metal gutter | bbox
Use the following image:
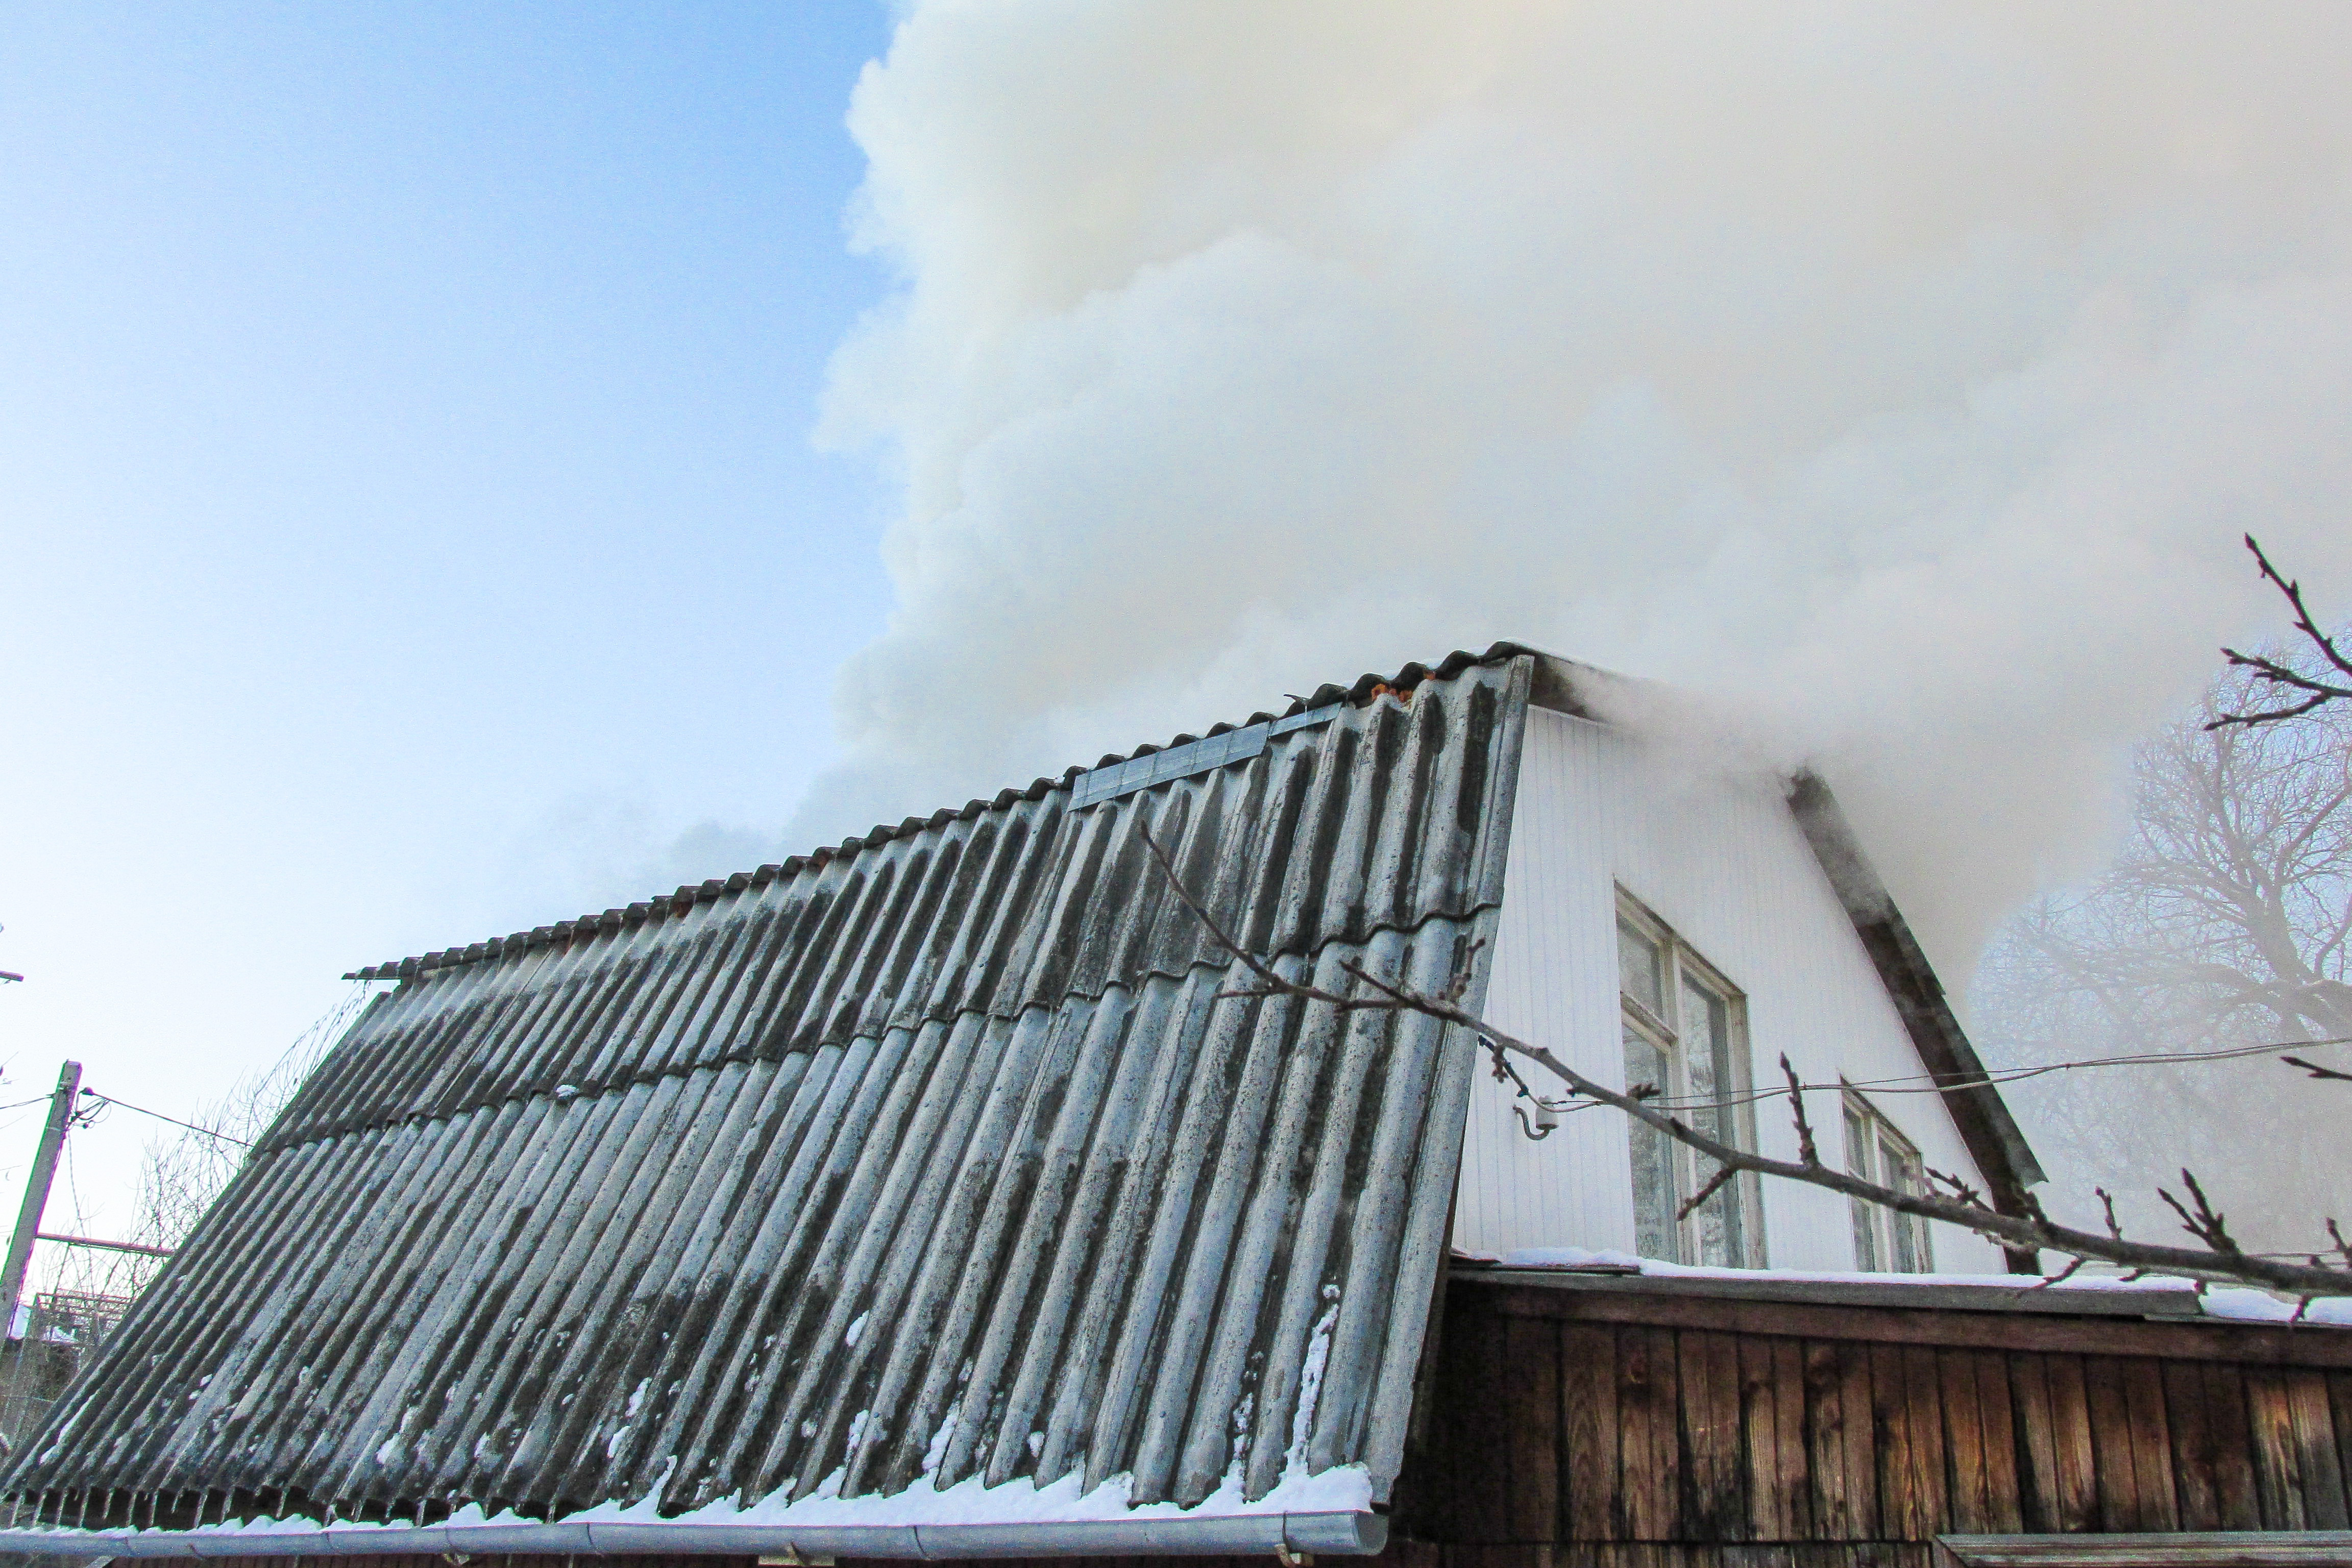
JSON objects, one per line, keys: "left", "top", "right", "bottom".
{"left": 0, "top": 1511, "right": 1386, "bottom": 1559}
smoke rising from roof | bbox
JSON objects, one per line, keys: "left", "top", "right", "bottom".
{"left": 792, "top": 1, "right": 2352, "bottom": 972}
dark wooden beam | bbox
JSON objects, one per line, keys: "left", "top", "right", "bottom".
{"left": 1939, "top": 1530, "right": 2352, "bottom": 1565}
{"left": 1469, "top": 1280, "right": 2352, "bottom": 1369}
{"left": 1787, "top": 771, "right": 2047, "bottom": 1269}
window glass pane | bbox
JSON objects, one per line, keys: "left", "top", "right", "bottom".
{"left": 1885, "top": 1138, "right": 1927, "bottom": 1273}
{"left": 1618, "top": 920, "right": 1663, "bottom": 1017}
{"left": 1845, "top": 1105, "right": 1880, "bottom": 1270}
{"left": 1844, "top": 1106, "right": 1876, "bottom": 1181}
{"left": 1682, "top": 978, "right": 1742, "bottom": 1266}
{"left": 1849, "top": 1197, "right": 1881, "bottom": 1272}
{"left": 1904, "top": 1212, "right": 1932, "bottom": 1273}
{"left": 1624, "top": 1026, "right": 1680, "bottom": 1263}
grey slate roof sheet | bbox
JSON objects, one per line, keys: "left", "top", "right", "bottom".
{"left": 3, "top": 649, "right": 1535, "bottom": 1534}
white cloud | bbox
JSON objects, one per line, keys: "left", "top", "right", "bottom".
{"left": 798, "top": 0, "right": 2352, "bottom": 969}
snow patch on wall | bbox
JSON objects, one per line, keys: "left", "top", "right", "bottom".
{"left": 1486, "top": 1245, "right": 2352, "bottom": 1324}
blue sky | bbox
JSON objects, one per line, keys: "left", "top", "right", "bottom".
{"left": 1, "top": 3, "right": 898, "bottom": 1240}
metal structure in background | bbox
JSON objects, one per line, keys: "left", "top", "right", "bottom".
{"left": 1, "top": 649, "right": 1535, "bottom": 1549}
{"left": 0, "top": 1063, "right": 178, "bottom": 1463}
{"left": 0, "top": 1291, "right": 133, "bottom": 1460}
{"left": 0, "top": 1063, "right": 83, "bottom": 1345}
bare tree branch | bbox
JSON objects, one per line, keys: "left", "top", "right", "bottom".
{"left": 1675, "top": 1160, "right": 1742, "bottom": 1223}
{"left": 1978, "top": 639, "right": 2352, "bottom": 1257}
{"left": 2213, "top": 535, "right": 2352, "bottom": 729}
{"left": 1142, "top": 823, "right": 2352, "bottom": 1298}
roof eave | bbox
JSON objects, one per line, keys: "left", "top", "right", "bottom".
{"left": 0, "top": 1509, "right": 1387, "bottom": 1560}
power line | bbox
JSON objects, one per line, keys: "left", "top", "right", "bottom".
{"left": 26, "top": 982, "right": 379, "bottom": 1156}
{"left": 1859, "top": 1033, "right": 2352, "bottom": 1093}
{"left": 75, "top": 1092, "right": 248, "bottom": 1148}
{"left": 1556, "top": 1034, "right": 2352, "bottom": 1116}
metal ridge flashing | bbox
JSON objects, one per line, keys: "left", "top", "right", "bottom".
{"left": 1069, "top": 704, "right": 1342, "bottom": 810}
{"left": 0, "top": 1511, "right": 1387, "bottom": 1559}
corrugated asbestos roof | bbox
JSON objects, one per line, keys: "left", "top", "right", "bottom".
{"left": 2, "top": 648, "right": 1536, "bottom": 1537}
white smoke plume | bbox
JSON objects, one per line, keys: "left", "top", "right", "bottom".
{"left": 795, "top": 1, "right": 2352, "bottom": 974}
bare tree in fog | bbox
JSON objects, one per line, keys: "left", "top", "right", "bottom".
{"left": 55, "top": 1077, "right": 281, "bottom": 1305}
{"left": 1977, "top": 537, "right": 2352, "bottom": 1258}
{"left": 1976, "top": 674, "right": 2350, "bottom": 1251}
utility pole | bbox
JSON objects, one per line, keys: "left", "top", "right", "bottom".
{"left": 0, "top": 1061, "right": 82, "bottom": 1343}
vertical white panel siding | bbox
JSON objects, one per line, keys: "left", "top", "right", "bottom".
{"left": 1459, "top": 710, "right": 1630, "bottom": 1260}
{"left": 1459, "top": 708, "right": 2007, "bottom": 1272}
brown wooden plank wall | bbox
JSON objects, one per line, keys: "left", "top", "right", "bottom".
{"left": 1404, "top": 1285, "right": 2352, "bottom": 1546}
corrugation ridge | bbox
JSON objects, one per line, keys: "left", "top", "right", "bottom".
{"left": 1021, "top": 969, "right": 1194, "bottom": 1494}
{"left": 601, "top": 1045, "right": 828, "bottom": 1504}
{"left": 232, "top": 1107, "right": 528, "bottom": 1494}
{"left": 914, "top": 995, "right": 1110, "bottom": 1494}
{"left": 497, "top": 1062, "right": 761, "bottom": 1506}
{"left": 205, "top": 1107, "right": 506, "bottom": 1487}
{"left": 566, "top": 1056, "right": 791, "bottom": 1502}
{"left": 310, "top": 1088, "right": 643, "bottom": 1499}
{"left": 634, "top": 1033, "right": 884, "bottom": 1507}
{"left": 661, "top": 1010, "right": 992, "bottom": 1510}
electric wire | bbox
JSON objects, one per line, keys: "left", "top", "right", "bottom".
{"left": 76, "top": 1093, "right": 247, "bottom": 1148}
{"left": 15, "top": 982, "right": 378, "bottom": 1158}
{"left": 1531, "top": 1033, "right": 2352, "bottom": 1116}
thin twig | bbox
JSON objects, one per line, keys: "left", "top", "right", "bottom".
{"left": 1779, "top": 1055, "right": 1820, "bottom": 1167}
{"left": 2211, "top": 535, "right": 2352, "bottom": 729}
{"left": 1676, "top": 1161, "right": 1741, "bottom": 1222}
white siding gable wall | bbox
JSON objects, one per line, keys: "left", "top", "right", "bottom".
{"left": 1456, "top": 704, "right": 2007, "bottom": 1272}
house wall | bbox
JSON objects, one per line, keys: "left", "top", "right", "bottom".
{"left": 1458, "top": 706, "right": 2006, "bottom": 1271}
{"left": 1393, "top": 1276, "right": 2352, "bottom": 1553}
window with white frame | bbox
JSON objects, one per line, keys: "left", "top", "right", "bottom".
{"left": 1615, "top": 895, "right": 1763, "bottom": 1267}
{"left": 1843, "top": 1091, "right": 1932, "bottom": 1272}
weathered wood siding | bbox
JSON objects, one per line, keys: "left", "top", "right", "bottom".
{"left": 1403, "top": 1281, "right": 2352, "bottom": 1549}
